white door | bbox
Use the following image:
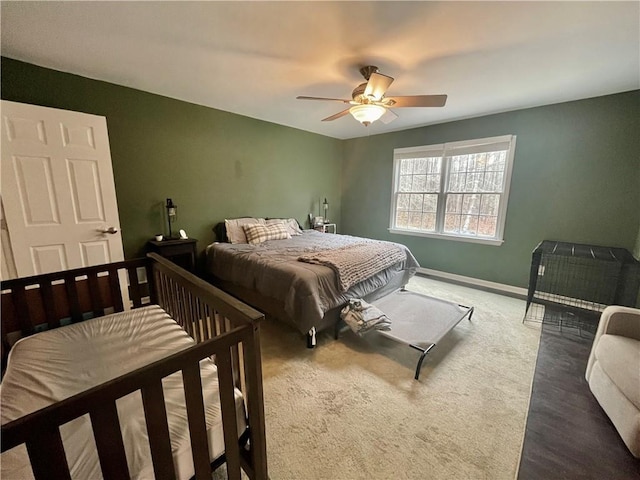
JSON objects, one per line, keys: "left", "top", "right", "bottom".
{"left": 1, "top": 100, "right": 125, "bottom": 278}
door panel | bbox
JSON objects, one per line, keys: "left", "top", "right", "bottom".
{"left": 1, "top": 101, "right": 125, "bottom": 281}
{"left": 13, "top": 155, "right": 61, "bottom": 225}
{"left": 67, "top": 158, "right": 105, "bottom": 223}
{"left": 80, "top": 240, "right": 110, "bottom": 266}
{"left": 31, "top": 244, "right": 67, "bottom": 275}
{"left": 4, "top": 115, "right": 47, "bottom": 145}
{"left": 60, "top": 122, "right": 96, "bottom": 149}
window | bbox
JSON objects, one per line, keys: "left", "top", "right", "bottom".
{"left": 389, "top": 135, "right": 516, "bottom": 245}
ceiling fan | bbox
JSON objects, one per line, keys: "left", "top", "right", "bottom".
{"left": 296, "top": 65, "right": 447, "bottom": 126}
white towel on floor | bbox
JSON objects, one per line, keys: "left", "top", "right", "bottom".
{"left": 340, "top": 298, "right": 391, "bottom": 336}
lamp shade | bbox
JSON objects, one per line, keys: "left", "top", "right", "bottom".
{"left": 349, "top": 104, "right": 386, "bottom": 126}
{"left": 165, "top": 198, "right": 177, "bottom": 238}
{"left": 166, "top": 198, "right": 177, "bottom": 217}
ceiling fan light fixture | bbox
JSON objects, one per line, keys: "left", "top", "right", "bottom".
{"left": 349, "top": 104, "right": 386, "bottom": 126}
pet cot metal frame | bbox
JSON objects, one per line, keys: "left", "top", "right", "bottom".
{"left": 336, "top": 289, "right": 474, "bottom": 380}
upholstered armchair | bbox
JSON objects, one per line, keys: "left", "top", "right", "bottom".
{"left": 586, "top": 305, "right": 640, "bottom": 458}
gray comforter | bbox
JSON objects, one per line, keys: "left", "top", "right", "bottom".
{"left": 205, "top": 230, "right": 419, "bottom": 334}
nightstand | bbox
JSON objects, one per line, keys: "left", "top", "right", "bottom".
{"left": 147, "top": 238, "right": 198, "bottom": 272}
{"left": 314, "top": 223, "right": 337, "bottom": 234}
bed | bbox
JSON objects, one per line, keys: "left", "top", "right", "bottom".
{"left": 206, "top": 218, "right": 420, "bottom": 341}
{"left": 0, "top": 253, "right": 268, "bottom": 480}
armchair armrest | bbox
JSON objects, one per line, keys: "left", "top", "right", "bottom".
{"left": 597, "top": 306, "right": 640, "bottom": 341}
{"left": 586, "top": 305, "right": 640, "bottom": 380}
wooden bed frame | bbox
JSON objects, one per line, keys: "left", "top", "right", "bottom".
{"left": 0, "top": 253, "right": 268, "bottom": 480}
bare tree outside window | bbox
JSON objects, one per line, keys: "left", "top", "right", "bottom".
{"left": 395, "top": 156, "right": 441, "bottom": 232}
{"left": 444, "top": 151, "right": 507, "bottom": 237}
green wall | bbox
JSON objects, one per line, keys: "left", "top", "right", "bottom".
{"left": 341, "top": 91, "right": 640, "bottom": 287}
{"left": 1, "top": 57, "right": 342, "bottom": 260}
{"left": 2, "top": 58, "right": 638, "bottom": 289}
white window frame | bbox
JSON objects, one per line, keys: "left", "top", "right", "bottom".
{"left": 389, "top": 134, "right": 516, "bottom": 246}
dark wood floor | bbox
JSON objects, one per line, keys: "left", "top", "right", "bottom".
{"left": 518, "top": 323, "right": 640, "bottom": 479}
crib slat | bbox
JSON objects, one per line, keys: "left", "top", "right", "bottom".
{"left": 155, "top": 271, "right": 165, "bottom": 312}
{"left": 200, "top": 299, "right": 209, "bottom": 341}
{"left": 189, "top": 292, "right": 201, "bottom": 343}
{"left": 206, "top": 304, "right": 213, "bottom": 336}
{"left": 216, "top": 350, "right": 242, "bottom": 480}
{"left": 146, "top": 263, "right": 157, "bottom": 304}
{"left": 26, "top": 427, "right": 71, "bottom": 480}
{"left": 176, "top": 285, "right": 186, "bottom": 332}
{"left": 174, "top": 283, "right": 184, "bottom": 331}
{"left": 108, "top": 268, "right": 124, "bottom": 312}
{"left": 214, "top": 310, "right": 222, "bottom": 336}
{"left": 182, "top": 363, "right": 211, "bottom": 479}
{"left": 241, "top": 329, "right": 268, "bottom": 479}
{"left": 186, "top": 291, "right": 196, "bottom": 341}
{"left": 167, "top": 277, "right": 177, "bottom": 319}
{"left": 185, "top": 288, "right": 193, "bottom": 337}
{"left": 87, "top": 271, "right": 104, "bottom": 318}
{"left": 199, "top": 299, "right": 211, "bottom": 340}
{"left": 128, "top": 266, "right": 142, "bottom": 308}
{"left": 161, "top": 273, "right": 171, "bottom": 315}
{"left": 170, "top": 279, "right": 179, "bottom": 320}
{"left": 195, "top": 296, "right": 203, "bottom": 341}
{"left": 40, "top": 280, "right": 60, "bottom": 328}
{"left": 166, "top": 276, "right": 176, "bottom": 318}
{"left": 141, "top": 380, "right": 176, "bottom": 480}
{"left": 181, "top": 288, "right": 190, "bottom": 336}
{"left": 63, "top": 273, "right": 83, "bottom": 323}
{"left": 11, "top": 285, "right": 33, "bottom": 336}
{"left": 90, "top": 403, "right": 130, "bottom": 480}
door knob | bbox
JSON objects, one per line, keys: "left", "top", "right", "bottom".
{"left": 100, "top": 226, "right": 119, "bottom": 234}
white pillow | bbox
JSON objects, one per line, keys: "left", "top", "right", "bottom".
{"left": 225, "top": 217, "right": 266, "bottom": 244}
{"left": 243, "top": 222, "right": 291, "bottom": 245}
{"left": 266, "top": 218, "right": 303, "bottom": 236}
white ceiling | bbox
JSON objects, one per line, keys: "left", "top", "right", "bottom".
{"left": 2, "top": 1, "right": 639, "bottom": 140}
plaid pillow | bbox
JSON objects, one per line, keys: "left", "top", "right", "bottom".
{"left": 224, "top": 217, "right": 265, "bottom": 244}
{"left": 243, "top": 222, "right": 291, "bottom": 245}
{"left": 266, "top": 218, "right": 303, "bottom": 236}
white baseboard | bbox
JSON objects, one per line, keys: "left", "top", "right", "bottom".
{"left": 417, "top": 267, "right": 528, "bottom": 298}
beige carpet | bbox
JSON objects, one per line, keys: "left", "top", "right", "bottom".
{"left": 254, "top": 276, "right": 541, "bottom": 479}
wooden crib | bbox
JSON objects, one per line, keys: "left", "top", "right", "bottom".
{"left": 0, "top": 253, "right": 267, "bottom": 480}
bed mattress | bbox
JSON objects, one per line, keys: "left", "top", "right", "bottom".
{"left": 0, "top": 305, "right": 246, "bottom": 480}
{"left": 206, "top": 230, "right": 420, "bottom": 335}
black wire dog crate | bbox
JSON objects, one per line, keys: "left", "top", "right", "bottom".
{"left": 523, "top": 240, "right": 640, "bottom": 335}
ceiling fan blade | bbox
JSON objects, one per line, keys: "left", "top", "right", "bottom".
{"left": 385, "top": 94, "right": 447, "bottom": 108}
{"left": 380, "top": 109, "right": 398, "bottom": 125}
{"left": 297, "top": 96, "right": 351, "bottom": 103}
{"left": 364, "top": 72, "right": 394, "bottom": 101}
{"left": 322, "top": 108, "right": 351, "bottom": 122}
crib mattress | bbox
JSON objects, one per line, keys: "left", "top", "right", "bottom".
{"left": 0, "top": 305, "right": 247, "bottom": 480}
